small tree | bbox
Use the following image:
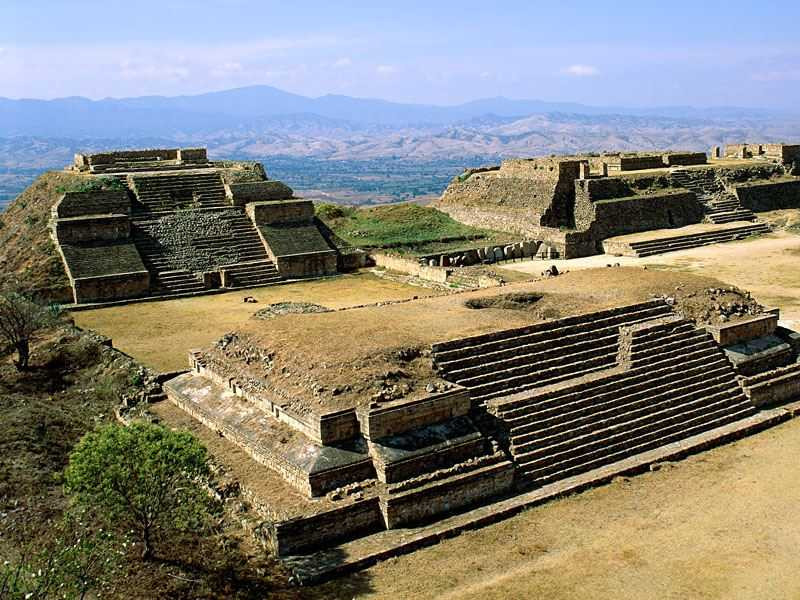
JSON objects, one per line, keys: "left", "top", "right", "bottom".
{"left": 0, "top": 289, "right": 57, "bottom": 371}
{"left": 64, "top": 422, "right": 214, "bottom": 560}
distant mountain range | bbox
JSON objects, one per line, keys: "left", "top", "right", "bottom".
{"left": 3, "top": 85, "right": 800, "bottom": 178}
{"left": 2, "top": 85, "right": 799, "bottom": 138}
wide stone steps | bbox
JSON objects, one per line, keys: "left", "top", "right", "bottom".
{"left": 512, "top": 374, "right": 739, "bottom": 457}
{"left": 519, "top": 399, "right": 754, "bottom": 484}
{"left": 498, "top": 340, "right": 725, "bottom": 426}
{"left": 706, "top": 210, "right": 757, "bottom": 224}
{"left": 628, "top": 223, "right": 770, "bottom": 257}
{"left": 130, "top": 173, "right": 228, "bottom": 212}
{"left": 509, "top": 361, "right": 735, "bottom": 448}
{"left": 454, "top": 340, "right": 620, "bottom": 390}
{"left": 434, "top": 302, "right": 672, "bottom": 364}
{"left": 223, "top": 260, "right": 283, "bottom": 288}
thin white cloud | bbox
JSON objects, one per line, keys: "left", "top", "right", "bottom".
{"left": 752, "top": 69, "right": 800, "bottom": 82}
{"left": 333, "top": 57, "right": 353, "bottom": 68}
{"left": 562, "top": 64, "right": 600, "bottom": 77}
{"left": 376, "top": 64, "right": 397, "bottom": 75}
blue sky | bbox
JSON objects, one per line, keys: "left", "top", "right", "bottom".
{"left": 2, "top": 0, "right": 799, "bottom": 108}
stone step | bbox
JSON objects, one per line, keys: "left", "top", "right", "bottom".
{"left": 434, "top": 302, "right": 671, "bottom": 363}
{"left": 495, "top": 342, "right": 726, "bottom": 419}
{"left": 517, "top": 392, "right": 752, "bottom": 479}
{"left": 630, "top": 225, "right": 770, "bottom": 257}
{"left": 455, "top": 339, "right": 620, "bottom": 389}
{"left": 502, "top": 348, "right": 727, "bottom": 427}
{"left": 470, "top": 356, "right": 618, "bottom": 405}
{"left": 521, "top": 404, "right": 755, "bottom": 484}
{"left": 509, "top": 362, "right": 735, "bottom": 447}
{"left": 446, "top": 331, "right": 620, "bottom": 381}
{"left": 511, "top": 375, "right": 739, "bottom": 456}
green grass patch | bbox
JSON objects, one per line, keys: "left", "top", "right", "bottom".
{"left": 316, "top": 202, "right": 512, "bottom": 253}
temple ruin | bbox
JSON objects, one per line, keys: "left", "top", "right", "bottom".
{"left": 51, "top": 148, "right": 354, "bottom": 304}
{"left": 436, "top": 144, "right": 800, "bottom": 259}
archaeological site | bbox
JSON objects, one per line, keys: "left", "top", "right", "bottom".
{"left": 5, "top": 142, "right": 800, "bottom": 586}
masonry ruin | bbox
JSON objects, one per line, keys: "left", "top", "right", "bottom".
{"left": 161, "top": 271, "right": 800, "bottom": 573}
{"left": 51, "top": 148, "right": 345, "bottom": 304}
{"left": 436, "top": 144, "right": 800, "bottom": 259}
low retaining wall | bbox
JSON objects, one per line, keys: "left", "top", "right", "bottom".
{"left": 55, "top": 190, "right": 131, "bottom": 218}
{"left": 371, "top": 252, "right": 451, "bottom": 284}
{"left": 269, "top": 499, "right": 385, "bottom": 556}
{"left": 247, "top": 200, "right": 313, "bottom": 224}
{"left": 743, "top": 365, "right": 800, "bottom": 407}
{"left": 707, "top": 313, "right": 778, "bottom": 346}
{"left": 381, "top": 461, "right": 515, "bottom": 528}
{"left": 189, "top": 355, "right": 360, "bottom": 444}
{"left": 54, "top": 215, "right": 131, "bottom": 244}
{"left": 358, "top": 389, "right": 472, "bottom": 440}
{"left": 276, "top": 251, "right": 338, "bottom": 278}
{"left": 734, "top": 179, "right": 800, "bottom": 211}
{"left": 72, "top": 271, "right": 150, "bottom": 303}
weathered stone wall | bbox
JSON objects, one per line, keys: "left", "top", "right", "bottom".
{"left": 371, "top": 252, "right": 451, "bottom": 284}
{"left": 663, "top": 152, "right": 708, "bottom": 166}
{"left": 742, "top": 364, "right": 800, "bottom": 408}
{"left": 269, "top": 498, "right": 384, "bottom": 556}
{"left": 706, "top": 313, "right": 778, "bottom": 346}
{"left": 227, "top": 181, "right": 294, "bottom": 206}
{"left": 77, "top": 148, "right": 180, "bottom": 166}
{"left": 438, "top": 157, "right": 584, "bottom": 230}
{"left": 71, "top": 272, "right": 150, "bottom": 303}
{"left": 275, "top": 251, "right": 338, "bottom": 278}
{"left": 54, "top": 215, "right": 131, "bottom": 244}
{"left": 381, "top": 461, "right": 514, "bottom": 528}
{"left": 734, "top": 178, "right": 800, "bottom": 211}
{"left": 176, "top": 147, "right": 207, "bottom": 162}
{"left": 357, "top": 389, "right": 471, "bottom": 440}
{"left": 247, "top": 200, "right": 314, "bottom": 225}
{"left": 55, "top": 190, "right": 131, "bottom": 218}
{"left": 606, "top": 155, "right": 665, "bottom": 172}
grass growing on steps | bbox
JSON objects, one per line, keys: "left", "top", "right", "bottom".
{"left": 316, "top": 202, "right": 513, "bottom": 253}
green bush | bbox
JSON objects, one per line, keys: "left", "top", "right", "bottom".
{"left": 64, "top": 422, "right": 215, "bottom": 560}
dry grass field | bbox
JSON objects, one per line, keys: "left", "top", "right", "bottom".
{"left": 73, "top": 271, "right": 433, "bottom": 372}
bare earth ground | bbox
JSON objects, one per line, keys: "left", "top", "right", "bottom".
{"left": 73, "top": 271, "right": 435, "bottom": 372}
{"left": 321, "top": 417, "right": 800, "bottom": 600}
{"left": 503, "top": 228, "right": 800, "bottom": 327}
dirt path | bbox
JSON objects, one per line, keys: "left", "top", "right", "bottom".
{"left": 318, "top": 417, "right": 800, "bottom": 599}
{"left": 73, "top": 272, "right": 432, "bottom": 371}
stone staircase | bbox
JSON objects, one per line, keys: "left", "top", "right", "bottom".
{"left": 432, "top": 300, "right": 674, "bottom": 406}
{"left": 131, "top": 209, "right": 282, "bottom": 294}
{"left": 670, "top": 168, "right": 756, "bottom": 224}
{"left": 129, "top": 172, "right": 228, "bottom": 213}
{"left": 621, "top": 222, "right": 771, "bottom": 257}
{"left": 487, "top": 317, "right": 756, "bottom": 485}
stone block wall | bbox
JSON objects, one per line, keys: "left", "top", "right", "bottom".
{"left": 71, "top": 272, "right": 150, "bottom": 303}
{"left": 176, "top": 147, "right": 207, "bottom": 162}
{"left": 76, "top": 148, "right": 180, "bottom": 167}
{"left": 606, "top": 155, "right": 665, "bottom": 172}
{"left": 227, "top": 181, "right": 294, "bottom": 206}
{"left": 734, "top": 178, "right": 800, "bottom": 211}
{"left": 55, "top": 190, "right": 131, "bottom": 218}
{"left": 268, "top": 498, "right": 384, "bottom": 556}
{"left": 663, "top": 152, "right": 707, "bottom": 166}
{"left": 247, "top": 200, "right": 314, "bottom": 225}
{"left": 274, "top": 251, "right": 339, "bottom": 278}
{"left": 54, "top": 215, "right": 131, "bottom": 244}
{"left": 357, "top": 389, "right": 472, "bottom": 440}
{"left": 706, "top": 313, "right": 778, "bottom": 346}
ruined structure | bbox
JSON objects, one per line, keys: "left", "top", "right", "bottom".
{"left": 163, "top": 276, "right": 800, "bottom": 568}
{"left": 51, "top": 148, "right": 343, "bottom": 303}
{"left": 437, "top": 144, "right": 800, "bottom": 259}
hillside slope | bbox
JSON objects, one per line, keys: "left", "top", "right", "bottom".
{"left": 0, "top": 171, "right": 89, "bottom": 298}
